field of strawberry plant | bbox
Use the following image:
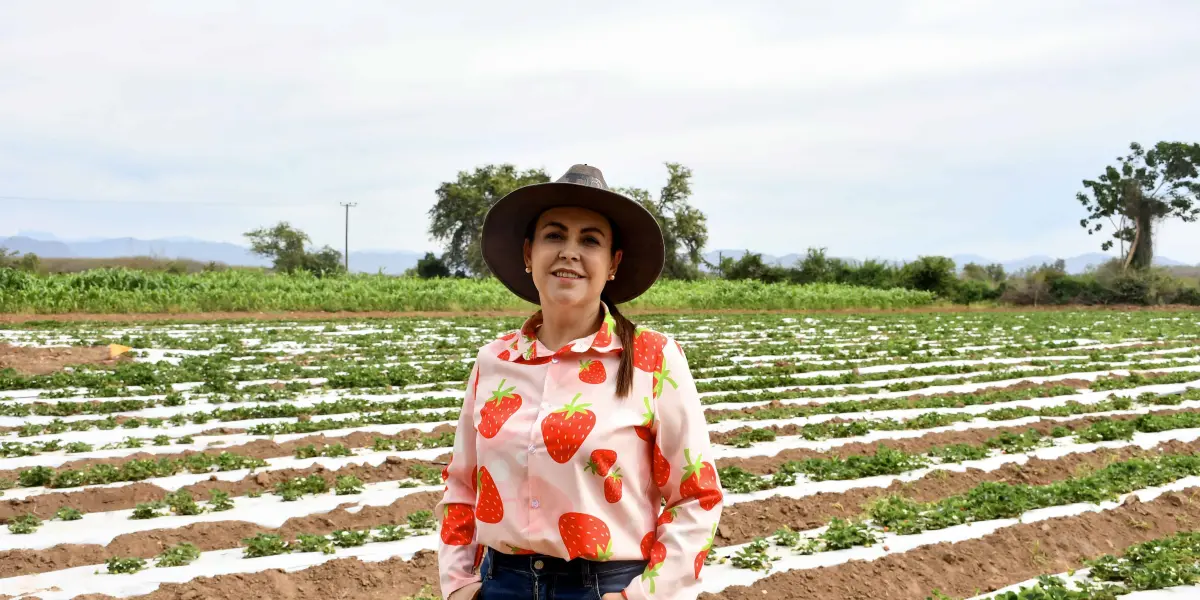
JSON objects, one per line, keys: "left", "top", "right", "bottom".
{"left": 3, "top": 309, "right": 1200, "bottom": 599}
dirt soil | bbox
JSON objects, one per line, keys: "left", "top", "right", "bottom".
{"left": 0, "top": 455, "right": 449, "bottom": 523}
{"left": 0, "top": 425, "right": 456, "bottom": 486}
{"left": 0, "top": 490, "right": 440, "bottom": 579}
{"left": 713, "top": 439, "right": 1200, "bottom": 547}
{"left": 705, "top": 378, "right": 1095, "bottom": 424}
{"left": 706, "top": 486, "right": 1200, "bottom": 600}
{"left": 2, "top": 304, "right": 1198, "bottom": 326}
{"left": 58, "top": 485, "right": 1200, "bottom": 600}
{"left": 0, "top": 343, "right": 131, "bottom": 376}
{"left": 3, "top": 439, "right": 1180, "bottom": 580}
{"left": 73, "top": 549, "right": 442, "bottom": 600}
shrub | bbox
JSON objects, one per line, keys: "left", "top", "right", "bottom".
{"left": 8, "top": 513, "right": 41, "bottom": 534}
{"left": 55, "top": 506, "right": 84, "bottom": 521}
{"left": 155, "top": 543, "right": 201, "bottom": 568}
{"left": 106, "top": 556, "right": 147, "bottom": 574}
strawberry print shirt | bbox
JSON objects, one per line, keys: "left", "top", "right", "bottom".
{"left": 436, "top": 303, "right": 724, "bottom": 600}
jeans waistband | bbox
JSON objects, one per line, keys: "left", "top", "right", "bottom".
{"left": 485, "top": 547, "right": 646, "bottom": 577}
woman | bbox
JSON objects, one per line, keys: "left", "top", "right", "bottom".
{"left": 436, "top": 164, "right": 724, "bottom": 600}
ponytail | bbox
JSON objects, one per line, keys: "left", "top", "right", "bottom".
{"left": 602, "top": 292, "right": 637, "bottom": 398}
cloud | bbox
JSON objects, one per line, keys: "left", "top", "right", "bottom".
{"left": 1, "top": 0, "right": 1199, "bottom": 262}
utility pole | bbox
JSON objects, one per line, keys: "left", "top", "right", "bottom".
{"left": 340, "top": 202, "right": 357, "bottom": 272}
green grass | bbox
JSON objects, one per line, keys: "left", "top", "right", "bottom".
{"left": 0, "top": 269, "right": 936, "bottom": 313}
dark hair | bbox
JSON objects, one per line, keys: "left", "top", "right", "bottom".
{"left": 525, "top": 211, "right": 638, "bottom": 398}
{"left": 604, "top": 292, "right": 637, "bottom": 398}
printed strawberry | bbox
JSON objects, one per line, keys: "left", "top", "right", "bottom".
{"left": 558, "top": 512, "right": 613, "bottom": 561}
{"left": 540, "top": 393, "right": 596, "bottom": 463}
{"left": 500, "top": 331, "right": 518, "bottom": 342}
{"left": 476, "top": 467, "right": 504, "bottom": 524}
{"left": 593, "top": 312, "right": 617, "bottom": 347}
{"left": 694, "top": 524, "right": 716, "bottom": 579}
{"left": 507, "top": 545, "right": 536, "bottom": 555}
{"left": 604, "top": 468, "right": 623, "bottom": 503}
{"left": 440, "top": 504, "right": 475, "bottom": 546}
{"left": 522, "top": 334, "right": 537, "bottom": 360}
{"left": 639, "top": 534, "right": 668, "bottom": 594}
{"left": 479, "top": 379, "right": 522, "bottom": 438}
{"left": 657, "top": 506, "right": 679, "bottom": 527}
{"left": 652, "top": 443, "right": 670, "bottom": 488}
{"left": 632, "top": 328, "right": 668, "bottom": 372}
{"left": 441, "top": 456, "right": 452, "bottom": 484}
{"left": 584, "top": 449, "right": 617, "bottom": 477}
{"left": 652, "top": 356, "right": 677, "bottom": 399}
{"left": 497, "top": 349, "right": 511, "bottom": 361}
{"left": 635, "top": 397, "right": 655, "bottom": 442}
{"left": 473, "top": 545, "right": 486, "bottom": 570}
{"left": 680, "top": 448, "right": 722, "bottom": 510}
{"left": 578, "top": 359, "right": 607, "bottom": 384}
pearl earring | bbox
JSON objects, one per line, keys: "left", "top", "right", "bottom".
{"left": 609, "top": 274, "right": 615, "bottom": 280}
{"left": 525, "top": 267, "right": 532, "bottom": 273}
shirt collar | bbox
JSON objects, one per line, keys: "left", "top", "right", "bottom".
{"left": 504, "top": 302, "right": 622, "bottom": 363}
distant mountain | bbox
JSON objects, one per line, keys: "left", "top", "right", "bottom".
{"left": 0, "top": 235, "right": 423, "bottom": 274}
{"left": 705, "top": 249, "right": 1193, "bottom": 275}
{"left": 4, "top": 234, "right": 1193, "bottom": 277}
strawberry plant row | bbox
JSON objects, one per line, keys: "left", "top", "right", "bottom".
{"left": 975, "top": 531, "right": 1200, "bottom": 599}
{"left": 718, "top": 392, "right": 1200, "bottom": 447}
{"left": 13, "top": 451, "right": 267, "bottom": 489}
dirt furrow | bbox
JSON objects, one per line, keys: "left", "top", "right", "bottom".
{"left": 9, "top": 406, "right": 1197, "bottom": 524}
{"left": 0, "top": 425, "right": 456, "bottom": 484}
{"left": 705, "top": 486, "right": 1200, "bottom": 600}
{"left": 0, "top": 491, "right": 439, "bottom": 579}
{"left": 719, "top": 409, "right": 1198, "bottom": 474}
{"left": 65, "top": 484, "right": 1200, "bottom": 600}
{"left": 74, "top": 549, "right": 443, "bottom": 600}
{"left": 7, "top": 438, "right": 1196, "bottom": 580}
{"left": 0, "top": 454, "right": 449, "bottom": 523}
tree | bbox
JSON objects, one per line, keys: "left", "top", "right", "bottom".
{"left": 406, "top": 252, "right": 460, "bottom": 279}
{"left": 900, "top": 256, "right": 958, "bottom": 297}
{"left": 1077, "top": 142, "right": 1200, "bottom": 271}
{"left": 428, "top": 164, "right": 550, "bottom": 276}
{"left": 720, "top": 251, "right": 786, "bottom": 283}
{"left": 615, "top": 163, "right": 709, "bottom": 280}
{"left": 244, "top": 222, "right": 345, "bottom": 277}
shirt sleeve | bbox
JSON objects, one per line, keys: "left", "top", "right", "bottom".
{"left": 435, "top": 358, "right": 483, "bottom": 599}
{"left": 623, "top": 338, "right": 725, "bottom": 600}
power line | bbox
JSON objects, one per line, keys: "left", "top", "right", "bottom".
{"left": 0, "top": 194, "right": 331, "bottom": 208}
{"left": 340, "top": 202, "right": 357, "bottom": 271}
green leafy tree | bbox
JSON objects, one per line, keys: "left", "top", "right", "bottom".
{"left": 428, "top": 164, "right": 550, "bottom": 276}
{"left": 900, "top": 256, "right": 958, "bottom": 297}
{"left": 1077, "top": 142, "right": 1200, "bottom": 270}
{"left": 405, "top": 252, "right": 458, "bottom": 279}
{"left": 244, "top": 222, "right": 344, "bottom": 277}
{"left": 615, "top": 163, "right": 709, "bottom": 280}
{"left": 720, "top": 252, "right": 786, "bottom": 283}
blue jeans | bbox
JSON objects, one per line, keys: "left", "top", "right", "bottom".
{"left": 478, "top": 548, "right": 647, "bottom": 600}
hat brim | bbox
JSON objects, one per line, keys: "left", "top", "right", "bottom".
{"left": 481, "top": 182, "right": 665, "bottom": 305}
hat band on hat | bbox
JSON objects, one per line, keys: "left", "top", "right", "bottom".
{"left": 559, "top": 172, "right": 606, "bottom": 189}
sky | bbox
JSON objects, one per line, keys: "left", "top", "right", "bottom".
{"left": 2, "top": 0, "right": 1200, "bottom": 263}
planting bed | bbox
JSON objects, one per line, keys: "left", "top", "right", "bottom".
{"left": 3, "top": 310, "right": 1200, "bottom": 599}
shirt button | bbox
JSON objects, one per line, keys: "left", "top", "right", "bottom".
{"left": 551, "top": 357, "right": 559, "bottom": 364}
{"left": 528, "top": 444, "right": 536, "bottom": 453}
{"left": 531, "top": 498, "right": 540, "bottom": 509}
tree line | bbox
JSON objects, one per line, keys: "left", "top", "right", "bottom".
{"left": 3, "top": 140, "right": 1197, "bottom": 306}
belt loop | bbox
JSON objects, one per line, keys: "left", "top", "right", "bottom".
{"left": 582, "top": 556, "right": 591, "bottom": 578}
{"left": 485, "top": 547, "right": 494, "bottom": 579}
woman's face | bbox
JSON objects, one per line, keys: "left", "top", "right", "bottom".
{"left": 523, "top": 206, "right": 623, "bottom": 310}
